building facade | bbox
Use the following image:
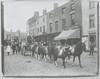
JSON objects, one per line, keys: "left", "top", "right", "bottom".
{"left": 81, "top": 0, "right": 100, "bottom": 50}
{"left": 26, "top": 0, "right": 100, "bottom": 50}
{"left": 27, "top": 0, "right": 82, "bottom": 42}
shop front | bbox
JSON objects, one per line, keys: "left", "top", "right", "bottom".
{"left": 88, "top": 28, "right": 97, "bottom": 51}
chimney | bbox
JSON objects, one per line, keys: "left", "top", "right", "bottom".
{"left": 34, "top": 11, "right": 39, "bottom": 18}
{"left": 43, "top": 9, "right": 47, "bottom": 15}
{"left": 54, "top": 3, "right": 58, "bottom": 9}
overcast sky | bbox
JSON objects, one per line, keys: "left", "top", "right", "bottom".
{"left": 4, "top": 0, "right": 70, "bottom": 33}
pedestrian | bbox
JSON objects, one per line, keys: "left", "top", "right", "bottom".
{"left": 6, "top": 44, "right": 12, "bottom": 55}
{"left": 89, "top": 41, "right": 95, "bottom": 55}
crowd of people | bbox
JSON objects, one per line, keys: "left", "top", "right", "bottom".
{"left": 4, "top": 37, "right": 97, "bottom": 68}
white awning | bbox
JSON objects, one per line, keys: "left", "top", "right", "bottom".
{"left": 54, "top": 29, "right": 80, "bottom": 40}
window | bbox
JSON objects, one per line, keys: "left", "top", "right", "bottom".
{"left": 62, "top": 7, "right": 66, "bottom": 14}
{"left": 37, "top": 20, "right": 39, "bottom": 24}
{"left": 89, "top": 15, "right": 95, "bottom": 28}
{"left": 49, "top": 13, "right": 53, "bottom": 19}
{"left": 38, "top": 28, "right": 39, "bottom": 32}
{"left": 43, "top": 18, "right": 45, "bottom": 22}
{"left": 49, "top": 23, "right": 53, "bottom": 32}
{"left": 89, "top": 1, "right": 95, "bottom": 9}
{"left": 71, "top": 13, "right": 75, "bottom": 25}
{"left": 55, "top": 21, "right": 58, "bottom": 31}
{"left": 62, "top": 19, "right": 66, "bottom": 30}
{"left": 43, "top": 26, "right": 45, "bottom": 32}
{"left": 71, "top": 3, "right": 75, "bottom": 10}
{"left": 40, "top": 27, "right": 42, "bottom": 32}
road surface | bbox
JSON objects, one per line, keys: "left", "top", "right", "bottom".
{"left": 4, "top": 51, "right": 98, "bottom": 76}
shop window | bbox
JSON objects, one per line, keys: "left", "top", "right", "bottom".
{"left": 89, "top": 15, "right": 95, "bottom": 28}
{"left": 89, "top": 35, "right": 96, "bottom": 47}
{"left": 55, "top": 21, "right": 58, "bottom": 32}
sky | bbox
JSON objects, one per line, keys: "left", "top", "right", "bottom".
{"left": 4, "top": 0, "right": 70, "bottom": 33}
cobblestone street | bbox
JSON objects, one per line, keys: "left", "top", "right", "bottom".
{"left": 4, "top": 52, "right": 98, "bottom": 76}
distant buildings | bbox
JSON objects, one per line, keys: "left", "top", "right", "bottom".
{"left": 4, "top": 30, "right": 27, "bottom": 42}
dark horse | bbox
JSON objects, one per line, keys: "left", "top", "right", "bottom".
{"left": 70, "top": 41, "right": 86, "bottom": 67}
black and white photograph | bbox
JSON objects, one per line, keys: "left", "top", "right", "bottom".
{"left": 1, "top": 0, "right": 100, "bottom": 77}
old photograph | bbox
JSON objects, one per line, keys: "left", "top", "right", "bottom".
{"left": 1, "top": 0, "right": 99, "bottom": 77}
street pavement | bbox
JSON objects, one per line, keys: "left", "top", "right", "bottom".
{"left": 4, "top": 51, "right": 98, "bottom": 76}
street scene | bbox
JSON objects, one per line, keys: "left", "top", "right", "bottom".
{"left": 3, "top": 0, "right": 99, "bottom": 77}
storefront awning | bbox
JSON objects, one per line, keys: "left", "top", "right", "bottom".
{"left": 54, "top": 29, "right": 80, "bottom": 40}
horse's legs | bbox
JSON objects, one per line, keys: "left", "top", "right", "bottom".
{"left": 54, "top": 56, "right": 58, "bottom": 67}
{"left": 32, "top": 51, "right": 34, "bottom": 57}
{"left": 78, "top": 55, "right": 82, "bottom": 67}
{"left": 44, "top": 54, "right": 47, "bottom": 61}
{"left": 62, "top": 58, "right": 66, "bottom": 68}
{"left": 73, "top": 56, "right": 76, "bottom": 62}
{"left": 68, "top": 54, "right": 71, "bottom": 60}
{"left": 13, "top": 50, "right": 14, "bottom": 55}
{"left": 8, "top": 52, "right": 10, "bottom": 55}
{"left": 37, "top": 53, "right": 39, "bottom": 59}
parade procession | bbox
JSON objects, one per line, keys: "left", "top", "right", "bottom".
{"left": 2, "top": 0, "right": 99, "bottom": 77}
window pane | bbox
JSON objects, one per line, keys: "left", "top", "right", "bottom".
{"left": 89, "top": 15, "right": 95, "bottom": 28}
{"left": 62, "top": 19, "right": 66, "bottom": 30}
{"left": 62, "top": 7, "right": 66, "bottom": 14}
{"left": 89, "top": 1, "right": 95, "bottom": 9}
{"left": 43, "top": 26, "right": 45, "bottom": 32}
{"left": 50, "top": 23, "right": 53, "bottom": 32}
{"left": 55, "top": 21, "right": 58, "bottom": 31}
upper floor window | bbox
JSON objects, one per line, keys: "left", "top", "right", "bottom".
{"left": 49, "top": 23, "right": 53, "bottom": 32}
{"left": 71, "top": 13, "right": 75, "bottom": 25}
{"left": 62, "top": 19, "right": 66, "bottom": 30}
{"left": 43, "top": 26, "right": 45, "bottom": 32}
{"left": 38, "top": 28, "right": 39, "bottom": 32}
{"left": 43, "top": 18, "right": 45, "bottom": 22}
{"left": 89, "top": 15, "right": 95, "bottom": 28}
{"left": 40, "top": 27, "right": 42, "bottom": 32}
{"left": 55, "top": 21, "right": 58, "bottom": 32}
{"left": 62, "top": 7, "right": 66, "bottom": 14}
{"left": 89, "top": 1, "right": 95, "bottom": 9}
{"left": 49, "top": 13, "right": 53, "bottom": 19}
{"left": 71, "top": 3, "right": 75, "bottom": 10}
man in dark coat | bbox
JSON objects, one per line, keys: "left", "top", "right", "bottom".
{"left": 89, "top": 41, "right": 95, "bottom": 55}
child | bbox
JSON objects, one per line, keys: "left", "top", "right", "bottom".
{"left": 6, "top": 44, "right": 12, "bottom": 55}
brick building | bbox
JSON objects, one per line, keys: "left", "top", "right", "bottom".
{"left": 27, "top": 0, "right": 82, "bottom": 42}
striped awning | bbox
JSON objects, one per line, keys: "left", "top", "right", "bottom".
{"left": 54, "top": 29, "right": 80, "bottom": 40}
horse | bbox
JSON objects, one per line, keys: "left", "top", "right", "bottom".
{"left": 31, "top": 42, "right": 49, "bottom": 61}
{"left": 69, "top": 41, "right": 86, "bottom": 67}
{"left": 48, "top": 44, "right": 71, "bottom": 68}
